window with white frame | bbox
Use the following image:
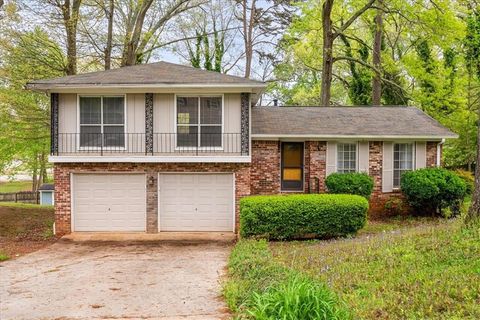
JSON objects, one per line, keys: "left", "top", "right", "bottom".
{"left": 176, "top": 96, "right": 222, "bottom": 148}
{"left": 337, "top": 143, "right": 357, "bottom": 173}
{"left": 393, "top": 143, "right": 414, "bottom": 188}
{"left": 79, "top": 96, "right": 125, "bottom": 148}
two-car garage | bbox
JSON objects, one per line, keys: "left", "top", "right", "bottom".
{"left": 72, "top": 173, "right": 235, "bottom": 232}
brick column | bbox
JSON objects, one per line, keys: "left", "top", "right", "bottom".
{"left": 145, "top": 93, "right": 154, "bottom": 155}
{"left": 50, "top": 93, "right": 59, "bottom": 155}
{"left": 305, "top": 141, "right": 327, "bottom": 193}
{"left": 369, "top": 141, "right": 383, "bottom": 194}
{"left": 240, "top": 93, "right": 250, "bottom": 156}
{"left": 426, "top": 142, "right": 438, "bottom": 167}
{"left": 146, "top": 172, "right": 158, "bottom": 233}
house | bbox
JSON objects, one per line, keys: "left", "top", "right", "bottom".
{"left": 27, "top": 61, "right": 456, "bottom": 235}
{"left": 39, "top": 183, "right": 54, "bottom": 206}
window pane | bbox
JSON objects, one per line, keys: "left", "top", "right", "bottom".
{"left": 200, "top": 97, "right": 222, "bottom": 124}
{"left": 80, "top": 126, "right": 101, "bottom": 147}
{"left": 200, "top": 126, "right": 221, "bottom": 147}
{"left": 177, "top": 97, "right": 198, "bottom": 124}
{"left": 337, "top": 143, "right": 356, "bottom": 173}
{"left": 104, "top": 126, "right": 124, "bottom": 147}
{"left": 393, "top": 143, "right": 414, "bottom": 188}
{"left": 283, "top": 168, "right": 302, "bottom": 181}
{"left": 103, "top": 97, "right": 124, "bottom": 124}
{"left": 283, "top": 143, "right": 302, "bottom": 167}
{"left": 80, "top": 97, "right": 101, "bottom": 124}
{"left": 177, "top": 126, "right": 198, "bottom": 147}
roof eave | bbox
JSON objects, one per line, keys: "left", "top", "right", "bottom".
{"left": 251, "top": 134, "right": 458, "bottom": 140}
{"left": 26, "top": 82, "right": 267, "bottom": 92}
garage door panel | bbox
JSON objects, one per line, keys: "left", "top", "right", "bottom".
{"left": 73, "top": 174, "right": 146, "bottom": 232}
{"left": 159, "top": 173, "right": 234, "bottom": 232}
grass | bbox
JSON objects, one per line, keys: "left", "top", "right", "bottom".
{"left": 271, "top": 218, "right": 480, "bottom": 319}
{"left": 223, "top": 240, "right": 351, "bottom": 319}
{"left": 0, "top": 181, "right": 33, "bottom": 193}
{"left": 0, "top": 202, "right": 53, "bottom": 210}
{"left": 0, "top": 203, "right": 55, "bottom": 261}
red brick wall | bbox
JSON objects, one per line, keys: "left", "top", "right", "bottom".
{"left": 369, "top": 141, "right": 383, "bottom": 195}
{"left": 54, "top": 163, "right": 250, "bottom": 235}
{"left": 250, "top": 140, "right": 280, "bottom": 194}
{"left": 304, "top": 141, "right": 327, "bottom": 193}
{"left": 426, "top": 141, "right": 439, "bottom": 167}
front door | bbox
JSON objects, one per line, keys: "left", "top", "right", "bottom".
{"left": 281, "top": 142, "right": 304, "bottom": 191}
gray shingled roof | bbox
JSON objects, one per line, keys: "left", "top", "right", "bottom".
{"left": 251, "top": 106, "right": 457, "bottom": 139}
{"left": 27, "top": 61, "right": 266, "bottom": 90}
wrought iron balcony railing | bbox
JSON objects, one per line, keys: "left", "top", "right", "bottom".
{"left": 53, "top": 133, "right": 246, "bottom": 156}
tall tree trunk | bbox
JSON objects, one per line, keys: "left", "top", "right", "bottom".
{"left": 104, "top": 0, "right": 114, "bottom": 70}
{"left": 320, "top": 0, "right": 334, "bottom": 106}
{"left": 242, "top": 0, "right": 255, "bottom": 78}
{"left": 61, "top": 0, "right": 82, "bottom": 75}
{"left": 121, "top": 0, "right": 154, "bottom": 66}
{"left": 372, "top": 0, "right": 383, "bottom": 105}
{"left": 465, "top": 106, "right": 480, "bottom": 223}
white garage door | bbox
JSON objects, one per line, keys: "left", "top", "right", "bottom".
{"left": 73, "top": 174, "right": 146, "bottom": 232}
{"left": 158, "top": 174, "right": 234, "bottom": 232}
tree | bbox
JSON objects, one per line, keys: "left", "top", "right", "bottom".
{"left": 464, "top": 8, "right": 480, "bottom": 223}
{"left": 371, "top": 0, "right": 383, "bottom": 105}
{"left": 320, "top": 0, "right": 376, "bottom": 105}
{"left": 0, "top": 28, "right": 66, "bottom": 190}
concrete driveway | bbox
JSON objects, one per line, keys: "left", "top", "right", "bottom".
{"left": 0, "top": 239, "right": 232, "bottom": 320}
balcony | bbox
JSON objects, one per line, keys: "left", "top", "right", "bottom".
{"left": 52, "top": 133, "right": 246, "bottom": 160}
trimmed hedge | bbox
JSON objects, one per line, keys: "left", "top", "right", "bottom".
{"left": 240, "top": 194, "right": 368, "bottom": 240}
{"left": 325, "top": 172, "right": 374, "bottom": 198}
{"left": 401, "top": 168, "right": 467, "bottom": 216}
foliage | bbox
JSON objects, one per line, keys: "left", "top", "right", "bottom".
{"left": 0, "top": 252, "right": 9, "bottom": 262}
{"left": 272, "top": 219, "right": 480, "bottom": 319}
{"left": 455, "top": 169, "right": 475, "bottom": 195}
{"left": 223, "top": 239, "right": 351, "bottom": 319}
{"left": 383, "top": 197, "right": 408, "bottom": 216}
{"left": 325, "top": 172, "right": 374, "bottom": 198}
{"left": 400, "top": 168, "right": 467, "bottom": 216}
{"left": 240, "top": 194, "right": 368, "bottom": 240}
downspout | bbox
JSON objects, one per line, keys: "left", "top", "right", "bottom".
{"left": 437, "top": 139, "right": 445, "bottom": 167}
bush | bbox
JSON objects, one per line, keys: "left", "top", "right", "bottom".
{"left": 325, "top": 172, "right": 374, "bottom": 198}
{"left": 455, "top": 169, "right": 475, "bottom": 195}
{"left": 240, "top": 194, "right": 368, "bottom": 240}
{"left": 401, "top": 168, "right": 467, "bottom": 216}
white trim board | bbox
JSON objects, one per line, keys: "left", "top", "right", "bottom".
{"left": 49, "top": 155, "right": 251, "bottom": 163}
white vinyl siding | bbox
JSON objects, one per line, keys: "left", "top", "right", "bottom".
{"left": 358, "top": 141, "right": 369, "bottom": 173}
{"left": 326, "top": 141, "right": 337, "bottom": 175}
{"left": 382, "top": 142, "right": 394, "bottom": 192}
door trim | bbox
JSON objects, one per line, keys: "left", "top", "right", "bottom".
{"left": 157, "top": 172, "right": 236, "bottom": 232}
{"left": 71, "top": 173, "right": 147, "bottom": 232}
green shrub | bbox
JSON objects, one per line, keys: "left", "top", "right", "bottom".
{"left": 325, "top": 172, "right": 374, "bottom": 198}
{"left": 248, "top": 274, "right": 352, "bottom": 320}
{"left": 455, "top": 169, "right": 475, "bottom": 195}
{"left": 240, "top": 194, "right": 368, "bottom": 240}
{"left": 401, "top": 168, "right": 467, "bottom": 216}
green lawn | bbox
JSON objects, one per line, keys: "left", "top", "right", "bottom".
{"left": 271, "top": 218, "right": 480, "bottom": 319}
{"left": 225, "top": 216, "right": 480, "bottom": 319}
{"left": 0, "top": 181, "right": 32, "bottom": 193}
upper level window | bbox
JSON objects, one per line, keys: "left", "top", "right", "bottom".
{"left": 79, "top": 96, "right": 125, "bottom": 148}
{"left": 176, "top": 96, "right": 222, "bottom": 148}
{"left": 393, "top": 143, "right": 414, "bottom": 188}
{"left": 337, "top": 143, "right": 357, "bottom": 173}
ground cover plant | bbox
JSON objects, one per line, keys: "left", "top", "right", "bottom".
{"left": 271, "top": 218, "right": 480, "bottom": 319}
{"left": 223, "top": 239, "right": 351, "bottom": 319}
{"left": 240, "top": 194, "right": 368, "bottom": 240}
{"left": 0, "top": 202, "right": 56, "bottom": 260}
